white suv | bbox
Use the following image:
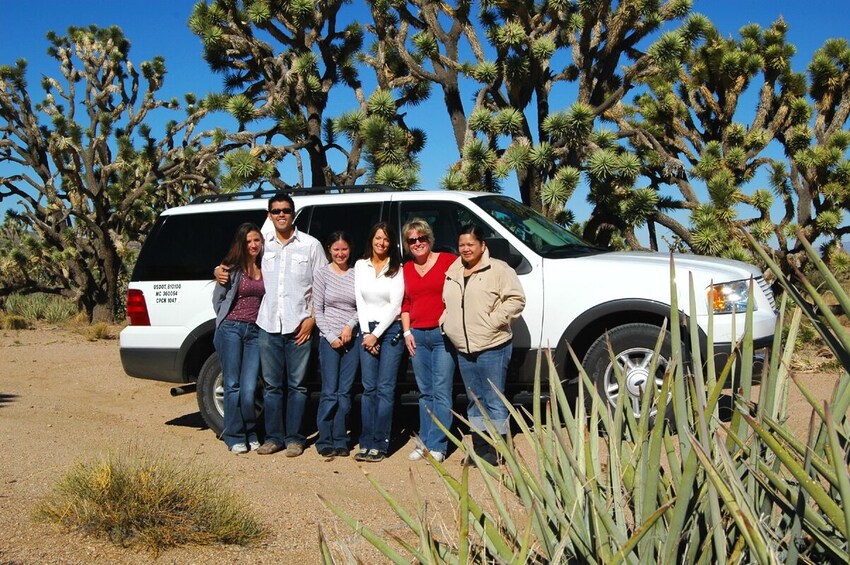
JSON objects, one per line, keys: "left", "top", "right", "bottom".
{"left": 120, "top": 187, "right": 777, "bottom": 434}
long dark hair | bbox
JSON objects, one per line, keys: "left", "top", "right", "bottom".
{"left": 361, "top": 221, "right": 401, "bottom": 278}
{"left": 325, "top": 230, "right": 354, "bottom": 267}
{"left": 222, "top": 222, "right": 263, "bottom": 271}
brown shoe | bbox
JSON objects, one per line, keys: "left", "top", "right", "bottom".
{"left": 256, "top": 441, "right": 283, "bottom": 455}
{"left": 285, "top": 442, "right": 304, "bottom": 457}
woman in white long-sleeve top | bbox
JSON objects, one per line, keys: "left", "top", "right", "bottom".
{"left": 354, "top": 222, "right": 405, "bottom": 462}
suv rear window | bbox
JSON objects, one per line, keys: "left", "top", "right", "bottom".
{"left": 131, "top": 210, "right": 268, "bottom": 281}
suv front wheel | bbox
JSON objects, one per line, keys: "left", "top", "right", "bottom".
{"left": 582, "top": 323, "right": 676, "bottom": 425}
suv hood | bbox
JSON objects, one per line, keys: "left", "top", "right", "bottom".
{"left": 580, "top": 250, "right": 762, "bottom": 282}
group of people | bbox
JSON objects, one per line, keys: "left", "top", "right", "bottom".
{"left": 212, "top": 194, "right": 526, "bottom": 466}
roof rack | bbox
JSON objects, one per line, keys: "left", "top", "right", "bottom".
{"left": 190, "top": 184, "right": 396, "bottom": 204}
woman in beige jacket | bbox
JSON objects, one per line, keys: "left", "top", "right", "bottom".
{"left": 441, "top": 225, "right": 525, "bottom": 465}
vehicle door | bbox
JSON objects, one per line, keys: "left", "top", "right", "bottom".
{"left": 392, "top": 199, "right": 543, "bottom": 356}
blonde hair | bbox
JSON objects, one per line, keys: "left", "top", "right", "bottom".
{"left": 401, "top": 218, "right": 434, "bottom": 252}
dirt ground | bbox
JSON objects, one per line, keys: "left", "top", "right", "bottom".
{"left": 0, "top": 325, "right": 843, "bottom": 564}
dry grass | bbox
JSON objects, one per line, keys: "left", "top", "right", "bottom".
{"left": 35, "top": 447, "right": 266, "bottom": 555}
{"left": 2, "top": 314, "right": 29, "bottom": 330}
{"left": 83, "top": 321, "right": 112, "bottom": 341}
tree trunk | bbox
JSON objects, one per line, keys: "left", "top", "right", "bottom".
{"left": 443, "top": 84, "right": 467, "bottom": 152}
{"left": 90, "top": 302, "right": 114, "bottom": 324}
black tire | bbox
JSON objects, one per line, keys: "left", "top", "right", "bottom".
{"left": 581, "top": 323, "right": 676, "bottom": 425}
{"left": 197, "top": 352, "right": 265, "bottom": 438}
{"left": 197, "top": 353, "right": 225, "bottom": 436}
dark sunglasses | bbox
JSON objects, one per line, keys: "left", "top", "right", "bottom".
{"left": 406, "top": 235, "right": 430, "bottom": 245}
{"left": 269, "top": 208, "right": 294, "bottom": 216}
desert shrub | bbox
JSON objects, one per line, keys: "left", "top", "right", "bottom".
{"left": 44, "top": 296, "right": 78, "bottom": 322}
{"left": 83, "top": 322, "right": 112, "bottom": 341}
{"left": 66, "top": 311, "right": 91, "bottom": 327}
{"left": 3, "top": 314, "right": 29, "bottom": 330}
{"left": 321, "top": 235, "right": 850, "bottom": 564}
{"left": 794, "top": 317, "right": 818, "bottom": 346}
{"left": 4, "top": 292, "right": 77, "bottom": 323}
{"left": 36, "top": 448, "right": 265, "bottom": 554}
{"left": 4, "top": 292, "right": 46, "bottom": 319}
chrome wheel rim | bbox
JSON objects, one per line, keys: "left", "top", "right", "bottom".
{"left": 214, "top": 372, "right": 225, "bottom": 417}
{"left": 602, "top": 346, "right": 670, "bottom": 418}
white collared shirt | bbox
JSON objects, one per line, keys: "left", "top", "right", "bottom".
{"left": 256, "top": 227, "right": 327, "bottom": 335}
{"left": 354, "top": 258, "right": 404, "bottom": 339}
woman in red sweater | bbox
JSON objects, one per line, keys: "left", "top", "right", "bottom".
{"left": 400, "top": 218, "right": 458, "bottom": 462}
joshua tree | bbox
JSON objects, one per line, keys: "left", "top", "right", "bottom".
{"left": 0, "top": 26, "right": 226, "bottom": 320}
{"left": 624, "top": 19, "right": 850, "bottom": 267}
{"left": 189, "top": 0, "right": 425, "bottom": 191}
{"left": 367, "top": 0, "right": 695, "bottom": 223}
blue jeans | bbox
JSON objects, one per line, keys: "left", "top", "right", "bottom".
{"left": 410, "top": 328, "right": 456, "bottom": 454}
{"left": 316, "top": 334, "right": 361, "bottom": 450}
{"left": 214, "top": 320, "right": 261, "bottom": 448}
{"left": 258, "top": 328, "right": 312, "bottom": 446}
{"left": 359, "top": 320, "right": 404, "bottom": 453}
{"left": 457, "top": 341, "right": 512, "bottom": 435}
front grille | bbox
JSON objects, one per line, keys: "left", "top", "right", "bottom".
{"left": 756, "top": 276, "right": 776, "bottom": 310}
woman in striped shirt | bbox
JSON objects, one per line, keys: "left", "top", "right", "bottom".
{"left": 313, "top": 231, "right": 360, "bottom": 458}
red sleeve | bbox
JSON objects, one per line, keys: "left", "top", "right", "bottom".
{"left": 401, "top": 262, "right": 414, "bottom": 314}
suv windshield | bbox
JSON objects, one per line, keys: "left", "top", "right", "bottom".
{"left": 472, "top": 195, "right": 603, "bottom": 258}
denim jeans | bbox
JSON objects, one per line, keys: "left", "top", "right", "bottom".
{"left": 258, "top": 328, "right": 312, "bottom": 446}
{"left": 410, "top": 328, "right": 456, "bottom": 454}
{"left": 457, "top": 340, "right": 512, "bottom": 435}
{"left": 316, "top": 334, "right": 361, "bottom": 451}
{"left": 359, "top": 320, "right": 404, "bottom": 453}
{"left": 214, "top": 320, "right": 260, "bottom": 448}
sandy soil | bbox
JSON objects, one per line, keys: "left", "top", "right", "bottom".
{"left": 0, "top": 325, "right": 842, "bottom": 564}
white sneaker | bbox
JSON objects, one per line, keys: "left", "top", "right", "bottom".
{"left": 408, "top": 448, "right": 424, "bottom": 461}
{"left": 431, "top": 452, "right": 445, "bottom": 463}
{"left": 230, "top": 443, "right": 249, "bottom": 454}
{"left": 249, "top": 441, "right": 261, "bottom": 451}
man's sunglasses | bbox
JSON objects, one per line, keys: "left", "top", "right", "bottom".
{"left": 406, "top": 235, "right": 430, "bottom": 245}
{"left": 269, "top": 208, "right": 294, "bottom": 215}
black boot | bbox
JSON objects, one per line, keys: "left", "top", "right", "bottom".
{"left": 481, "top": 435, "right": 503, "bottom": 466}
{"left": 461, "top": 434, "right": 486, "bottom": 467}
{"left": 469, "top": 434, "right": 498, "bottom": 466}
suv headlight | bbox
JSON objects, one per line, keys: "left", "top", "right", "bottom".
{"left": 708, "top": 280, "right": 755, "bottom": 314}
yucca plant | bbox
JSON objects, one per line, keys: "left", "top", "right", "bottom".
{"left": 320, "top": 232, "right": 850, "bottom": 563}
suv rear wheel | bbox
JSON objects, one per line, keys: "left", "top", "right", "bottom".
{"left": 582, "top": 323, "right": 676, "bottom": 425}
{"left": 196, "top": 352, "right": 266, "bottom": 437}
{"left": 197, "top": 353, "right": 225, "bottom": 435}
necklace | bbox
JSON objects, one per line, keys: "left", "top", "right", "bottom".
{"left": 414, "top": 252, "right": 435, "bottom": 274}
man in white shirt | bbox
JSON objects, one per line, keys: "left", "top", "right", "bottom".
{"left": 217, "top": 194, "right": 326, "bottom": 456}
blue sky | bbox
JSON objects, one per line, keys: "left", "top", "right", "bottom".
{"left": 1, "top": 0, "right": 848, "bottom": 245}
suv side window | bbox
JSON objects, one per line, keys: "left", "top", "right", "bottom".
{"left": 396, "top": 201, "right": 492, "bottom": 255}
{"left": 297, "top": 203, "right": 384, "bottom": 259}
{"left": 396, "top": 201, "right": 529, "bottom": 272}
{"left": 131, "top": 210, "right": 268, "bottom": 281}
